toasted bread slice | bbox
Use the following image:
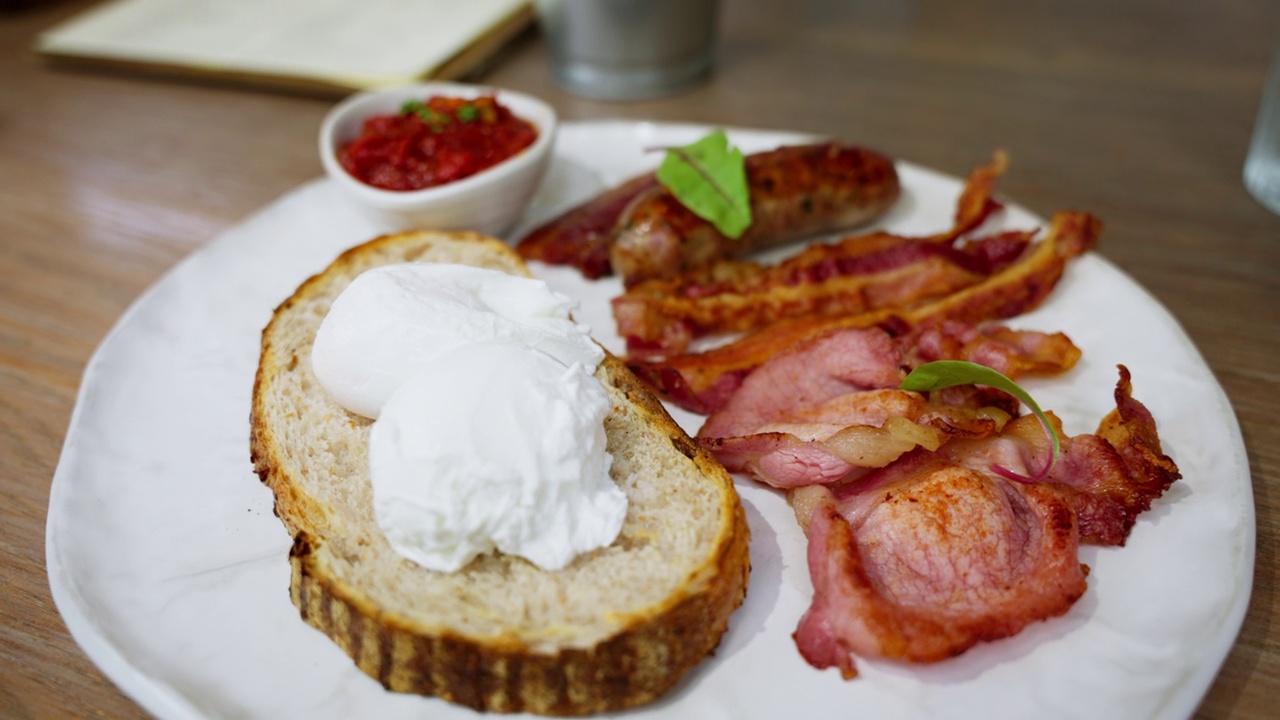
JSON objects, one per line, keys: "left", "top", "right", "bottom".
{"left": 250, "top": 230, "right": 750, "bottom": 715}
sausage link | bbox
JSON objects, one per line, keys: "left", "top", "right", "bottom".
{"left": 516, "top": 174, "right": 657, "bottom": 279}
{"left": 611, "top": 143, "right": 900, "bottom": 285}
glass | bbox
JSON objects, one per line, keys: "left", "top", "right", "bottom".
{"left": 535, "top": 0, "right": 720, "bottom": 101}
{"left": 1244, "top": 37, "right": 1280, "bottom": 215}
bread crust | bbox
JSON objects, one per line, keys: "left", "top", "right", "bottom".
{"left": 250, "top": 230, "right": 750, "bottom": 715}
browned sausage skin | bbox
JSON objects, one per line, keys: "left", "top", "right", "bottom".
{"left": 611, "top": 143, "right": 900, "bottom": 285}
{"left": 515, "top": 142, "right": 900, "bottom": 284}
{"left": 515, "top": 173, "right": 658, "bottom": 279}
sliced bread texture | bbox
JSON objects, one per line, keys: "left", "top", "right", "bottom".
{"left": 250, "top": 230, "right": 751, "bottom": 715}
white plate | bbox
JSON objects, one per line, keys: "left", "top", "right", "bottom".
{"left": 48, "top": 121, "right": 1254, "bottom": 720}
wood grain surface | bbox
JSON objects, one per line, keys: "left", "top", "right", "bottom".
{"left": 2, "top": 0, "right": 1277, "bottom": 717}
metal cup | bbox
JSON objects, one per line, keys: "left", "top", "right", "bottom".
{"left": 1245, "top": 37, "right": 1280, "bottom": 215}
{"left": 535, "top": 0, "right": 720, "bottom": 101}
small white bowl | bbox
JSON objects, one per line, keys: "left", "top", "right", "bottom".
{"left": 320, "top": 82, "right": 557, "bottom": 237}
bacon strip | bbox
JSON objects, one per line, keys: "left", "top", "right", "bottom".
{"left": 697, "top": 328, "right": 904, "bottom": 440}
{"left": 1002, "top": 366, "right": 1182, "bottom": 545}
{"left": 701, "top": 386, "right": 941, "bottom": 488}
{"left": 630, "top": 211, "right": 1100, "bottom": 414}
{"left": 612, "top": 154, "right": 1013, "bottom": 358}
{"left": 707, "top": 433, "right": 867, "bottom": 488}
{"left": 948, "top": 149, "right": 1009, "bottom": 237}
{"left": 902, "top": 320, "right": 1083, "bottom": 379}
{"left": 695, "top": 324, "right": 1066, "bottom": 489}
{"left": 788, "top": 368, "right": 1178, "bottom": 677}
{"left": 615, "top": 231, "right": 1031, "bottom": 359}
{"left": 696, "top": 322, "right": 1072, "bottom": 441}
{"left": 793, "top": 471, "right": 1087, "bottom": 679}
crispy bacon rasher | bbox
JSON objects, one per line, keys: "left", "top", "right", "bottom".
{"left": 630, "top": 211, "right": 1101, "bottom": 414}
{"left": 613, "top": 153, "right": 1011, "bottom": 359}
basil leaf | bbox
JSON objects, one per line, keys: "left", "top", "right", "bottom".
{"left": 656, "top": 130, "right": 753, "bottom": 239}
{"left": 901, "top": 360, "right": 1061, "bottom": 481}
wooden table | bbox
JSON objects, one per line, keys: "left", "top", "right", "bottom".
{"left": 3, "top": 0, "right": 1277, "bottom": 717}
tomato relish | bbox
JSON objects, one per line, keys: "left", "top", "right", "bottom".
{"left": 338, "top": 95, "right": 538, "bottom": 192}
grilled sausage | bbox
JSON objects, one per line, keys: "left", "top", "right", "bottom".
{"left": 516, "top": 174, "right": 657, "bottom": 279}
{"left": 611, "top": 143, "right": 900, "bottom": 285}
{"left": 515, "top": 142, "right": 900, "bottom": 285}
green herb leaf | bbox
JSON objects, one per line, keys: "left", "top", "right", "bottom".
{"left": 457, "top": 104, "right": 478, "bottom": 122}
{"left": 401, "top": 100, "right": 450, "bottom": 132}
{"left": 900, "top": 360, "right": 1061, "bottom": 482}
{"left": 656, "top": 130, "right": 753, "bottom": 239}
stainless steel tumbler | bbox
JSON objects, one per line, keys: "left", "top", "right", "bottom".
{"left": 536, "top": 0, "right": 720, "bottom": 101}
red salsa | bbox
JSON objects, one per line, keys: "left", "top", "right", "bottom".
{"left": 338, "top": 95, "right": 538, "bottom": 191}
